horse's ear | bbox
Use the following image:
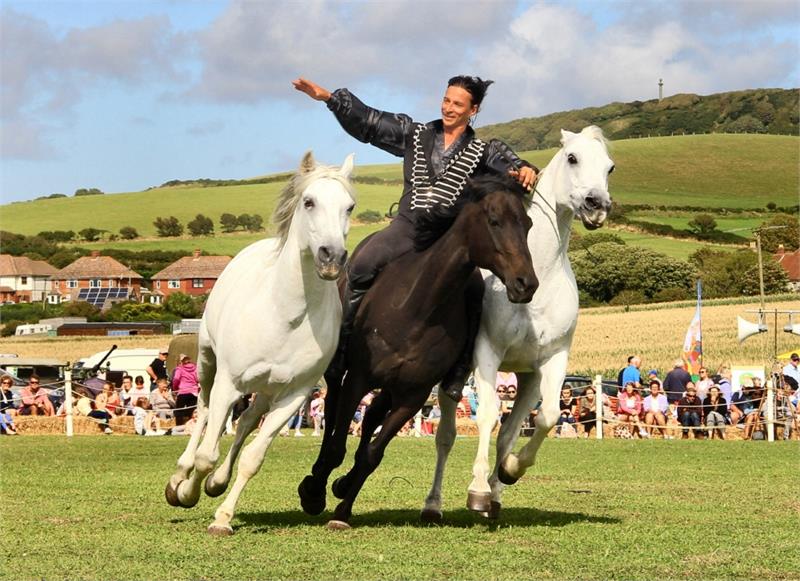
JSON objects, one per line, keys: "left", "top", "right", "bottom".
{"left": 300, "top": 151, "right": 316, "bottom": 174}
{"left": 339, "top": 153, "right": 355, "bottom": 179}
{"left": 560, "top": 129, "right": 576, "bottom": 145}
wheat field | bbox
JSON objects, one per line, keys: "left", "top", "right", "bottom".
{"left": 2, "top": 296, "right": 796, "bottom": 379}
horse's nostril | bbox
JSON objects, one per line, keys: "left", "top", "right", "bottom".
{"left": 585, "top": 195, "right": 599, "bottom": 210}
{"left": 318, "top": 246, "right": 332, "bottom": 262}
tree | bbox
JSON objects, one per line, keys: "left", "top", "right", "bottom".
{"left": 61, "top": 300, "right": 101, "bottom": 320}
{"left": 687, "top": 214, "right": 718, "bottom": 239}
{"left": 78, "top": 228, "right": 103, "bottom": 242}
{"left": 220, "top": 213, "right": 239, "bottom": 233}
{"left": 154, "top": 216, "right": 184, "bottom": 237}
{"left": 164, "top": 292, "right": 202, "bottom": 318}
{"left": 119, "top": 226, "right": 139, "bottom": 240}
{"left": 758, "top": 213, "right": 800, "bottom": 252}
{"left": 187, "top": 214, "right": 214, "bottom": 236}
{"left": 37, "top": 230, "right": 75, "bottom": 242}
{"left": 690, "top": 248, "right": 789, "bottom": 298}
{"left": 74, "top": 188, "right": 104, "bottom": 196}
{"left": 570, "top": 242, "right": 693, "bottom": 304}
{"left": 244, "top": 214, "right": 263, "bottom": 232}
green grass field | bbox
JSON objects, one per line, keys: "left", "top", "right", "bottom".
{"left": 1, "top": 435, "right": 797, "bottom": 580}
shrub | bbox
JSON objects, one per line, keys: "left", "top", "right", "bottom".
{"left": 78, "top": 228, "right": 103, "bottom": 242}
{"left": 74, "top": 188, "right": 104, "bottom": 196}
{"left": 187, "top": 214, "right": 214, "bottom": 236}
{"left": 119, "top": 226, "right": 139, "bottom": 240}
{"left": 153, "top": 216, "right": 184, "bottom": 237}
{"left": 37, "top": 230, "right": 75, "bottom": 242}
{"left": 687, "top": 214, "right": 718, "bottom": 239}
{"left": 220, "top": 213, "right": 239, "bottom": 233}
{"left": 356, "top": 209, "right": 383, "bottom": 223}
{"left": 0, "top": 320, "right": 22, "bottom": 337}
{"left": 164, "top": 292, "right": 202, "bottom": 318}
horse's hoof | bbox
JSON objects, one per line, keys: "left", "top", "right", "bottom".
{"left": 207, "top": 524, "right": 234, "bottom": 536}
{"left": 326, "top": 519, "right": 351, "bottom": 530}
{"left": 331, "top": 476, "right": 349, "bottom": 500}
{"left": 204, "top": 475, "right": 227, "bottom": 498}
{"left": 478, "top": 501, "right": 502, "bottom": 520}
{"left": 466, "top": 490, "right": 492, "bottom": 513}
{"left": 298, "top": 476, "right": 326, "bottom": 516}
{"left": 497, "top": 462, "right": 520, "bottom": 486}
{"left": 420, "top": 508, "right": 443, "bottom": 524}
{"left": 165, "top": 482, "right": 181, "bottom": 507}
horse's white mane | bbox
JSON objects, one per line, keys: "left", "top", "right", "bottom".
{"left": 272, "top": 163, "right": 355, "bottom": 248}
{"left": 567, "top": 125, "right": 609, "bottom": 148}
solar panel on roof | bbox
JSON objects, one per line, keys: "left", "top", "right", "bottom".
{"left": 77, "top": 287, "right": 130, "bottom": 307}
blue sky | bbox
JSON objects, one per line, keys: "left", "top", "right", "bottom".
{"left": 1, "top": 0, "right": 798, "bottom": 204}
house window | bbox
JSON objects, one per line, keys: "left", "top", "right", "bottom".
{"left": 67, "top": 280, "right": 78, "bottom": 289}
{"left": 168, "top": 280, "right": 180, "bottom": 289}
{"left": 155, "top": 281, "right": 161, "bottom": 289}
{"left": 192, "top": 279, "right": 204, "bottom": 288}
{"left": 89, "top": 279, "right": 101, "bottom": 288}
{"left": 108, "top": 279, "right": 115, "bottom": 288}
{"left": 20, "top": 276, "right": 28, "bottom": 284}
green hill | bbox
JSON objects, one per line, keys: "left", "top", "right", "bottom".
{"left": 477, "top": 88, "right": 798, "bottom": 150}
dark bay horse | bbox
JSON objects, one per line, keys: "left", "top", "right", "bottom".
{"left": 298, "top": 174, "right": 538, "bottom": 528}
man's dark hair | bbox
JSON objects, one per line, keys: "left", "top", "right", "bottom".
{"left": 627, "top": 355, "right": 635, "bottom": 364}
{"left": 448, "top": 75, "right": 494, "bottom": 107}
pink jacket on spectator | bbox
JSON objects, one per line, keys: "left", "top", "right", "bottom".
{"left": 172, "top": 363, "right": 199, "bottom": 396}
{"left": 617, "top": 391, "right": 643, "bottom": 416}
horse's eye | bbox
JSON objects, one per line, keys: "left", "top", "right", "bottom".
{"left": 608, "top": 165, "right": 615, "bottom": 175}
{"left": 346, "top": 204, "right": 354, "bottom": 214}
{"left": 303, "top": 198, "right": 315, "bottom": 209}
{"left": 488, "top": 217, "right": 500, "bottom": 228}
{"left": 567, "top": 154, "right": 578, "bottom": 165}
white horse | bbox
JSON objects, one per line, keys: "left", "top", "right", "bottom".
{"left": 422, "top": 126, "right": 614, "bottom": 520}
{"left": 165, "top": 151, "right": 356, "bottom": 535}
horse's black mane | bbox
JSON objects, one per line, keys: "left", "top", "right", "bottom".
{"left": 413, "top": 173, "right": 529, "bottom": 252}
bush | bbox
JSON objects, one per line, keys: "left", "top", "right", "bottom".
{"left": 356, "top": 209, "right": 383, "bottom": 223}
{"left": 119, "top": 226, "right": 139, "bottom": 240}
{"left": 0, "top": 320, "right": 22, "bottom": 337}
{"left": 154, "top": 216, "right": 184, "bottom": 237}
{"left": 187, "top": 214, "right": 214, "bottom": 236}
{"left": 240, "top": 214, "right": 264, "bottom": 232}
{"left": 74, "top": 188, "right": 104, "bottom": 196}
{"left": 758, "top": 213, "right": 800, "bottom": 252}
{"left": 687, "top": 214, "right": 718, "bottom": 239}
{"left": 37, "top": 230, "right": 75, "bottom": 242}
{"left": 608, "top": 290, "right": 648, "bottom": 306}
{"left": 78, "top": 228, "right": 104, "bottom": 242}
{"left": 220, "top": 213, "right": 239, "bottom": 233}
{"left": 163, "top": 292, "right": 202, "bottom": 318}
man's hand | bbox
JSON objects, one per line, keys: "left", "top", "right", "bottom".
{"left": 292, "top": 78, "right": 331, "bottom": 102}
{"left": 509, "top": 166, "right": 537, "bottom": 191}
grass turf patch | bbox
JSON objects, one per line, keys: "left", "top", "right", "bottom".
{"left": 0, "top": 435, "right": 797, "bottom": 580}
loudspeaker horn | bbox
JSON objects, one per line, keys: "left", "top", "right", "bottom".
{"left": 784, "top": 315, "right": 800, "bottom": 336}
{"left": 737, "top": 316, "right": 767, "bottom": 343}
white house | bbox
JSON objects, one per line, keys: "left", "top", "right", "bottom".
{"left": 0, "top": 254, "right": 58, "bottom": 304}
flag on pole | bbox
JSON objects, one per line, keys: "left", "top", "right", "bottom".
{"left": 682, "top": 280, "right": 703, "bottom": 376}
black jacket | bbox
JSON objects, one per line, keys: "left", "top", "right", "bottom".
{"left": 327, "top": 88, "right": 536, "bottom": 220}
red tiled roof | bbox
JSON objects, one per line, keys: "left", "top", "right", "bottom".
{"left": 52, "top": 254, "right": 142, "bottom": 279}
{"left": 0, "top": 254, "right": 58, "bottom": 277}
{"left": 774, "top": 249, "right": 800, "bottom": 282}
{"left": 151, "top": 254, "right": 231, "bottom": 280}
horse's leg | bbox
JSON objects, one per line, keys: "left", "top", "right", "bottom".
{"left": 174, "top": 373, "right": 241, "bottom": 508}
{"left": 421, "top": 392, "right": 458, "bottom": 522}
{"left": 299, "top": 373, "right": 365, "bottom": 515}
{"left": 166, "top": 342, "right": 214, "bottom": 506}
{"left": 466, "top": 345, "right": 503, "bottom": 513}
{"left": 328, "top": 392, "right": 429, "bottom": 528}
{"left": 499, "top": 350, "right": 567, "bottom": 484}
{"left": 204, "top": 392, "right": 271, "bottom": 498}
{"left": 331, "top": 389, "right": 392, "bottom": 499}
{"left": 208, "top": 390, "right": 309, "bottom": 535}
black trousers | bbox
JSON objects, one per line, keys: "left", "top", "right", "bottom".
{"left": 348, "top": 213, "right": 416, "bottom": 288}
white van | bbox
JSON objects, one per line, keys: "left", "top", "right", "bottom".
{"left": 75, "top": 348, "right": 159, "bottom": 384}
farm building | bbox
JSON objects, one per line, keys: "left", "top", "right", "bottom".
{"left": 49, "top": 251, "right": 143, "bottom": 308}
{"left": 0, "top": 254, "right": 57, "bottom": 304}
{"left": 56, "top": 321, "right": 167, "bottom": 337}
{"left": 774, "top": 245, "right": 800, "bottom": 292}
{"left": 149, "top": 249, "right": 231, "bottom": 302}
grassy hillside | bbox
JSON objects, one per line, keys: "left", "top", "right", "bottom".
{"left": 1, "top": 134, "right": 797, "bottom": 259}
{"left": 478, "top": 87, "right": 798, "bottom": 150}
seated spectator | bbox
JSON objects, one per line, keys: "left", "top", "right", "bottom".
{"left": 56, "top": 387, "right": 94, "bottom": 417}
{"left": 105, "top": 382, "right": 123, "bottom": 416}
{"left": 702, "top": 385, "right": 728, "bottom": 440}
{"left": 427, "top": 397, "right": 442, "bottom": 434}
{"left": 577, "top": 386, "right": 597, "bottom": 438}
{"left": 617, "top": 381, "right": 647, "bottom": 438}
{"left": 172, "top": 353, "right": 200, "bottom": 427}
{"left": 0, "top": 375, "right": 17, "bottom": 435}
{"left": 127, "top": 376, "right": 150, "bottom": 409}
{"left": 171, "top": 408, "right": 198, "bottom": 436}
{"left": 735, "top": 385, "right": 764, "bottom": 440}
{"left": 730, "top": 384, "right": 759, "bottom": 428}
{"left": 118, "top": 375, "right": 135, "bottom": 415}
{"left": 556, "top": 387, "right": 576, "bottom": 436}
{"left": 695, "top": 367, "right": 714, "bottom": 401}
{"left": 643, "top": 380, "right": 669, "bottom": 438}
{"left": 677, "top": 384, "right": 703, "bottom": 439}
{"left": 150, "top": 378, "right": 176, "bottom": 420}
{"left": 88, "top": 382, "right": 115, "bottom": 434}
{"left": 715, "top": 364, "right": 734, "bottom": 410}
{"left": 500, "top": 383, "right": 517, "bottom": 425}
{"left": 309, "top": 388, "right": 325, "bottom": 436}
{"left": 133, "top": 397, "right": 167, "bottom": 436}
{"left": 18, "top": 375, "right": 55, "bottom": 416}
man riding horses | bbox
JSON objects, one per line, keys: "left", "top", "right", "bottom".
{"left": 293, "top": 75, "right": 538, "bottom": 402}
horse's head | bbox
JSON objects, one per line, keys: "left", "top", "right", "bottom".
{"left": 273, "top": 151, "right": 356, "bottom": 280}
{"left": 557, "top": 127, "right": 614, "bottom": 230}
{"left": 464, "top": 175, "right": 538, "bottom": 303}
